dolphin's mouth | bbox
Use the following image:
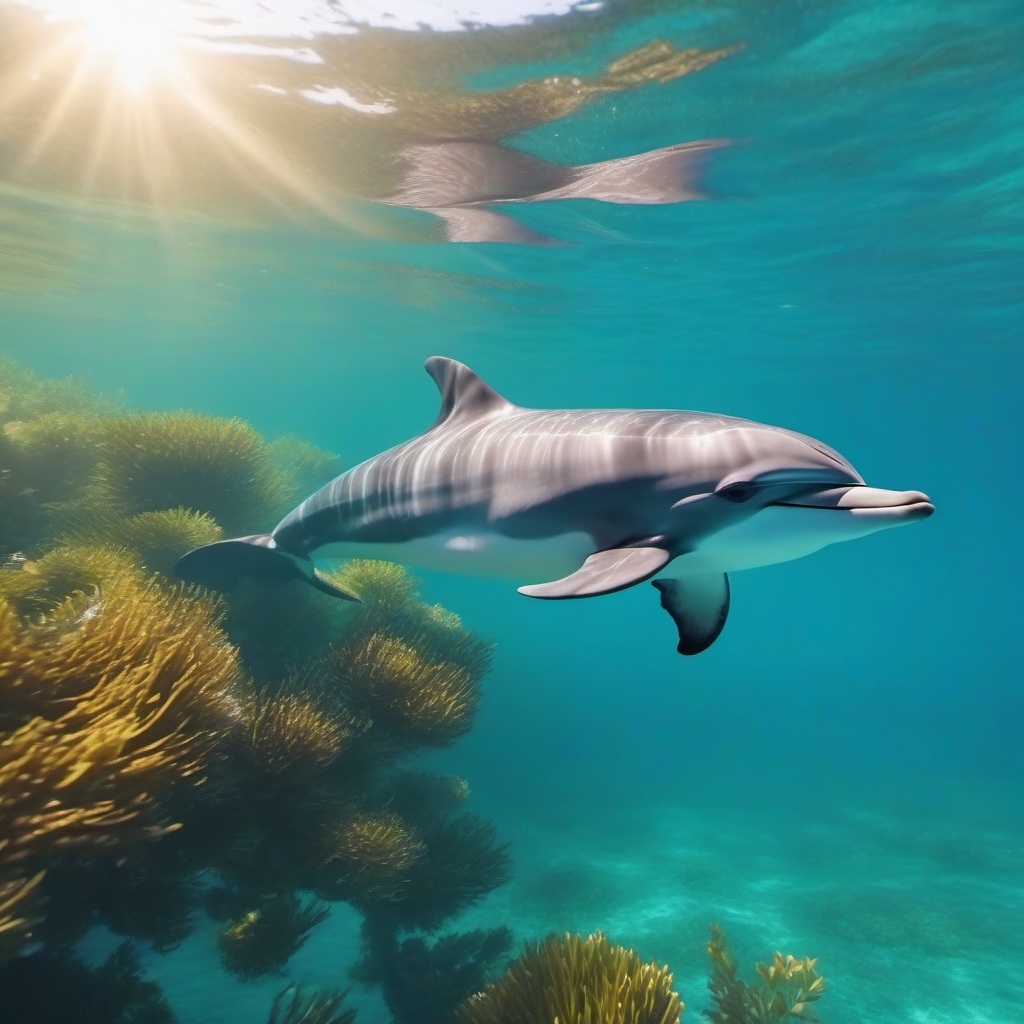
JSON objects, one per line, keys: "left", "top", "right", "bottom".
{"left": 773, "top": 485, "right": 935, "bottom": 520}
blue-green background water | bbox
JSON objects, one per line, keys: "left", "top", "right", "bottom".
{"left": 2, "top": 0, "right": 1022, "bottom": 1020}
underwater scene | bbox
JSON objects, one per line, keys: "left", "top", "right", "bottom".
{"left": 0, "top": 0, "right": 1021, "bottom": 1022}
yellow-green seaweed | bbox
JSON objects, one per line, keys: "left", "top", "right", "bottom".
{"left": 705, "top": 924, "right": 825, "bottom": 1024}
{"left": 457, "top": 931, "right": 683, "bottom": 1024}
{"left": 95, "top": 411, "right": 290, "bottom": 534}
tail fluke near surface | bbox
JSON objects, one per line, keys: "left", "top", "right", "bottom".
{"left": 387, "top": 138, "right": 730, "bottom": 243}
{"left": 174, "top": 535, "right": 358, "bottom": 601}
{"left": 543, "top": 138, "right": 731, "bottom": 205}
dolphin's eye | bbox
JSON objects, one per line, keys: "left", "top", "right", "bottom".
{"left": 720, "top": 482, "right": 756, "bottom": 503}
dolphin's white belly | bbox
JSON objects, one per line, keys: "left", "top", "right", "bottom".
{"left": 315, "top": 530, "right": 595, "bottom": 581}
{"left": 315, "top": 505, "right": 889, "bottom": 584}
{"left": 674, "top": 504, "right": 883, "bottom": 576}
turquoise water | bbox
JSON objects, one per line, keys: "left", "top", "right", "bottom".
{"left": 2, "top": 0, "right": 1023, "bottom": 1021}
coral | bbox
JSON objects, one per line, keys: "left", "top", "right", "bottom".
{"left": 217, "top": 893, "right": 330, "bottom": 980}
{"left": 95, "top": 411, "right": 290, "bottom": 534}
{"left": 705, "top": 924, "right": 825, "bottom": 1024}
{"left": 267, "top": 984, "right": 357, "bottom": 1024}
{"left": 0, "top": 940, "right": 177, "bottom": 1024}
{"left": 323, "top": 811, "right": 424, "bottom": 903}
{"left": 457, "top": 931, "right": 683, "bottom": 1024}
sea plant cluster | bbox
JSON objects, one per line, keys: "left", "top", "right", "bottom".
{"left": 457, "top": 927, "right": 825, "bottom": 1024}
{"left": 0, "top": 360, "right": 508, "bottom": 1021}
{"left": 0, "top": 361, "right": 827, "bottom": 1023}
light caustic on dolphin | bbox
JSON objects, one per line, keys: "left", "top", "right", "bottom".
{"left": 175, "top": 358, "right": 934, "bottom": 655}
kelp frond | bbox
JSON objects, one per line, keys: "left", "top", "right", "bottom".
{"left": 0, "top": 360, "right": 115, "bottom": 422}
{"left": 268, "top": 984, "right": 357, "bottom": 1024}
{"left": 393, "top": 812, "right": 511, "bottom": 931}
{"left": 0, "top": 872, "right": 45, "bottom": 965}
{"left": 457, "top": 931, "right": 683, "bottom": 1024}
{"left": 706, "top": 924, "right": 825, "bottom": 1024}
{"left": 0, "top": 571, "right": 238, "bottom": 732}
{"left": 2, "top": 412, "right": 102, "bottom": 491}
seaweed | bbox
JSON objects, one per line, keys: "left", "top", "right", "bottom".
{"left": 356, "top": 921, "right": 513, "bottom": 1024}
{"left": 456, "top": 931, "right": 683, "bottom": 1024}
{"left": 329, "top": 630, "right": 479, "bottom": 748}
{"left": 705, "top": 924, "right": 825, "bottom": 1024}
{"left": 322, "top": 811, "right": 425, "bottom": 903}
{"left": 0, "top": 941, "right": 177, "bottom": 1024}
{"left": 0, "top": 360, "right": 512, "bottom": 1021}
{"left": 60, "top": 507, "right": 224, "bottom": 578}
{"left": 217, "top": 893, "right": 330, "bottom": 980}
{"left": 95, "top": 412, "right": 290, "bottom": 534}
{"left": 267, "top": 984, "right": 357, "bottom": 1024}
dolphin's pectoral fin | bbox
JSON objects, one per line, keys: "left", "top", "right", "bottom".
{"left": 518, "top": 546, "right": 671, "bottom": 599}
{"left": 653, "top": 575, "right": 730, "bottom": 655}
{"left": 175, "top": 536, "right": 359, "bottom": 602}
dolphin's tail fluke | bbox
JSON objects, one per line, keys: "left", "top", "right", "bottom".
{"left": 386, "top": 138, "right": 730, "bottom": 244}
{"left": 174, "top": 535, "right": 358, "bottom": 601}
{"left": 551, "top": 138, "right": 731, "bottom": 205}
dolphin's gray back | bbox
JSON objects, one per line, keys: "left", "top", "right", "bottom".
{"left": 273, "top": 406, "right": 771, "bottom": 554}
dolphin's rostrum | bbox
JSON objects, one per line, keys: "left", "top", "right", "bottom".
{"left": 175, "top": 358, "right": 934, "bottom": 655}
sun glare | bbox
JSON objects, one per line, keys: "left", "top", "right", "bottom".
{"left": 74, "top": 2, "right": 185, "bottom": 92}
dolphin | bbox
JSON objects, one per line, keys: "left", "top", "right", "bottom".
{"left": 174, "top": 357, "right": 934, "bottom": 655}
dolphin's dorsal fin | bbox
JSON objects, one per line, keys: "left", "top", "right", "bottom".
{"left": 425, "top": 356, "right": 514, "bottom": 428}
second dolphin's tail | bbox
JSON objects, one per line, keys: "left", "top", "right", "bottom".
{"left": 386, "top": 138, "right": 730, "bottom": 243}
{"left": 174, "top": 535, "right": 358, "bottom": 600}
{"left": 550, "top": 138, "right": 731, "bottom": 204}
